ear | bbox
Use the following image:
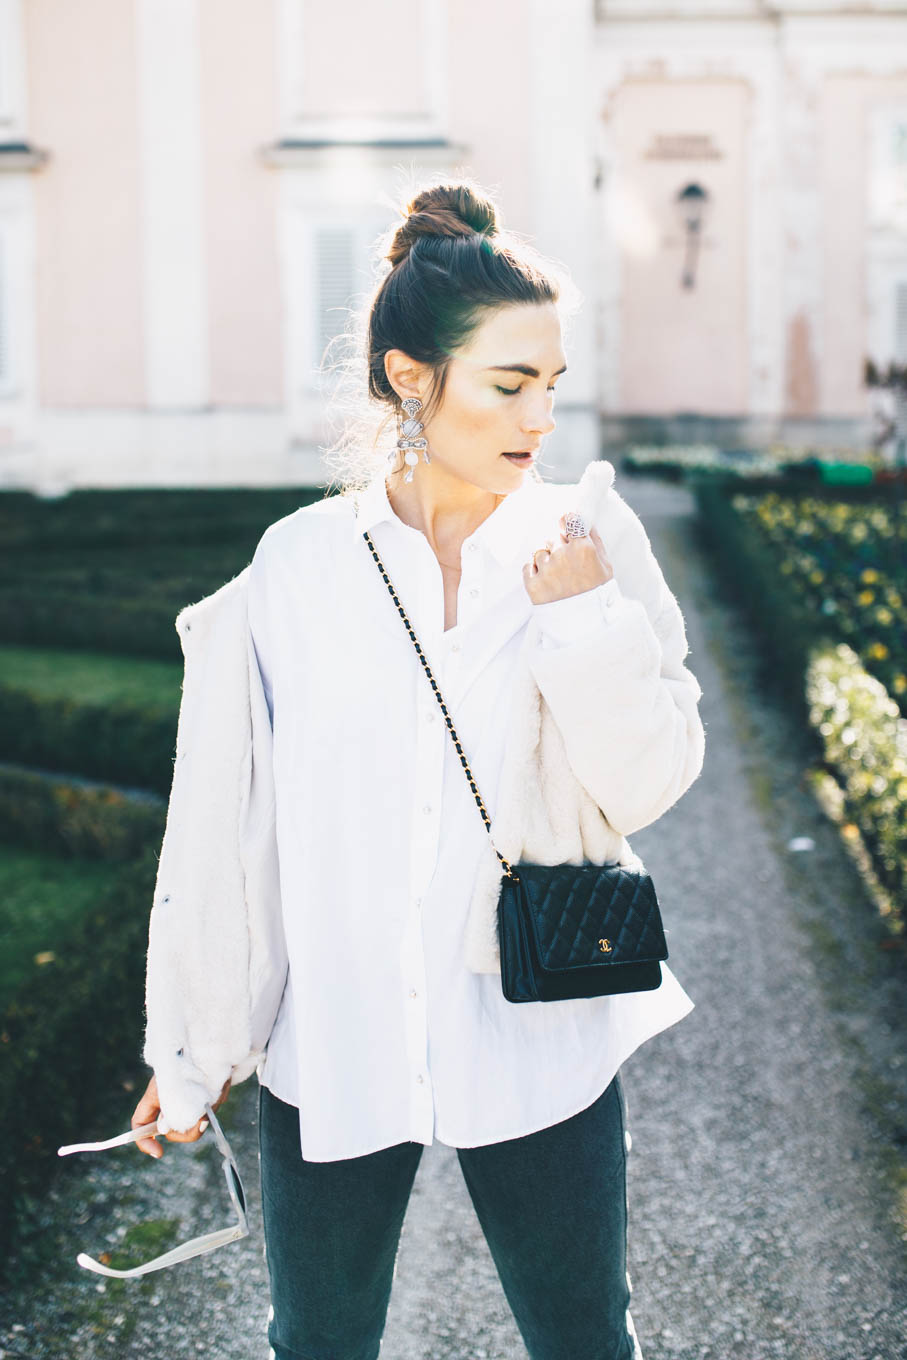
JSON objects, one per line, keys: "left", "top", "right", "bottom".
{"left": 384, "top": 349, "right": 431, "bottom": 405}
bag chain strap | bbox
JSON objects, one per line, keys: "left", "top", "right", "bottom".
{"left": 363, "top": 530, "right": 518, "bottom": 881}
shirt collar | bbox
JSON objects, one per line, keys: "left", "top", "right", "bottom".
{"left": 352, "top": 465, "right": 550, "bottom": 570}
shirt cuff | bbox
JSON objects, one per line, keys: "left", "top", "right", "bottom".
{"left": 531, "top": 577, "right": 624, "bottom": 648}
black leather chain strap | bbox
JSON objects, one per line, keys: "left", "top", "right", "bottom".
{"left": 362, "top": 529, "right": 517, "bottom": 881}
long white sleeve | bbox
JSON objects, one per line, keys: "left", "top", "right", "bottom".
{"left": 525, "top": 493, "right": 705, "bottom": 839}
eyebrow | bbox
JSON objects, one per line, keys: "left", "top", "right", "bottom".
{"left": 484, "top": 363, "right": 568, "bottom": 378}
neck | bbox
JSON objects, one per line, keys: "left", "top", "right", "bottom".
{"left": 386, "top": 463, "right": 506, "bottom": 564}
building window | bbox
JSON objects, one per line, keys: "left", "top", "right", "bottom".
{"left": 278, "top": 0, "right": 447, "bottom": 143}
{"left": 895, "top": 280, "right": 907, "bottom": 365}
{"left": 869, "top": 103, "right": 907, "bottom": 236}
{"left": 315, "top": 226, "right": 356, "bottom": 366}
{"left": 0, "top": 232, "right": 9, "bottom": 391}
{"left": 0, "top": 0, "right": 26, "bottom": 139}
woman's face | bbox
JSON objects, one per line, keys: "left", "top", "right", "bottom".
{"left": 395, "top": 301, "right": 567, "bottom": 496}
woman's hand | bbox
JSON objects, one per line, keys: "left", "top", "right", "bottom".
{"left": 131, "top": 1073, "right": 232, "bottom": 1160}
{"left": 523, "top": 512, "right": 614, "bottom": 605}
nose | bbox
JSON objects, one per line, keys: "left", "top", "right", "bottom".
{"left": 522, "top": 394, "right": 556, "bottom": 439}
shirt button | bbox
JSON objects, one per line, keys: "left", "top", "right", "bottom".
{"left": 468, "top": 542, "right": 478, "bottom": 552}
{"left": 425, "top": 710, "right": 436, "bottom": 723}
{"left": 451, "top": 641, "right": 461, "bottom": 652}
{"left": 409, "top": 989, "right": 418, "bottom": 999}
{"left": 469, "top": 588, "right": 479, "bottom": 598}
{"left": 422, "top": 804, "right": 432, "bottom": 815}
{"left": 416, "top": 1074, "right": 424, "bottom": 1084}
{"left": 414, "top": 897, "right": 423, "bottom": 910}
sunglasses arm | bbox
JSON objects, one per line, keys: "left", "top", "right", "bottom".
{"left": 57, "top": 1121, "right": 160, "bottom": 1156}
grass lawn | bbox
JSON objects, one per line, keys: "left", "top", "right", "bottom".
{"left": 0, "top": 644, "right": 182, "bottom": 710}
{"left": 0, "top": 847, "right": 122, "bottom": 1009}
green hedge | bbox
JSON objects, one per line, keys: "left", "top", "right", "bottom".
{"left": 0, "top": 848, "right": 157, "bottom": 1276}
{"left": 0, "top": 486, "right": 329, "bottom": 552}
{"left": 0, "top": 684, "right": 178, "bottom": 797}
{"left": 695, "top": 479, "right": 907, "bottom": 922}
{"left": 0, "top": 589, "right": 185, "bottom": 662}
{"left": 0, "top": 486, "right": 333, "bottom": 657}
{"left": 0, "top": 764, "right": 165, "bottom": 860}
{"left": 701, "top": 483, "right": 907, "bottom": 713}
{"left": 692, "top": 480, "right": 836, "bottom": 723}
{"left": 622, "top": 446, "right": 889, "bottom": 484}
{"left": 806, "top": 643, "right": 907, "bottom": 917}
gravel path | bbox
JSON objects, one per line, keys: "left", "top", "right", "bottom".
{"left": 2, "top": 474, "right": 905, "bottom": 1360}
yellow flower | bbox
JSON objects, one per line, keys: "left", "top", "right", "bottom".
{"left": 808, "top": 569, "right": 824, "bottom": 585}
{"left": 868, "top": 641, "right": 889, "bottom": 660}
{"left": 860, "top": 567, "right": 880, "bottom": 584}
{"left": 875, "top": 607, "right": 894, "bottom": 625}
{"left": 893, "top": 674, "right": 907, "bottom": 694}
{"left": 857, "top": 590, "right": 875, "bottom": 606}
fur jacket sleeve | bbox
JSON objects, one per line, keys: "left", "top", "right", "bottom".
{"left": 528, "top": 467, "right": 705, "bottom": 838}
{"left": 141, "top": 570, "right": 288, "bottom": 1134}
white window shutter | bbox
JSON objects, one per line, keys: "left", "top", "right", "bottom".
{"left": 896, "top": 281, "right": 907, "bottom": 365}
{"left": 0, "top": 233, "right": 8, "bottom": 389}
{"left": 315, "top": 227, "right": 355, "bottom": 366}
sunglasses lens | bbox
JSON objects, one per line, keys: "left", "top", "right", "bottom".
{"left": 228, "top": 1163, "right": 246, "bottom": 1216}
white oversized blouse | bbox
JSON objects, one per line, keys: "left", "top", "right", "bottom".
{"left": 248, "top": 466, "right": 695, "bottom": 1162}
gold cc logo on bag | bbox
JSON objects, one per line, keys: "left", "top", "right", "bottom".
{"left": 598, "top": 938, "right": 612, "bottom": 953}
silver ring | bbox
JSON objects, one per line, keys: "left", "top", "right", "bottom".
{"left": 563, "top": 512, "right": 589, "bottom": 539}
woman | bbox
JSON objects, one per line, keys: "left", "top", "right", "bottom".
{"left": 132, "top": 179, "right": 705, "bottom": 1360}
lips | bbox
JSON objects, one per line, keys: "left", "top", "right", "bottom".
{"left": 503, "top": 451, "right": 536, "bottom": 463}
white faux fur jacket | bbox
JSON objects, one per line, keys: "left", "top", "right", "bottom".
{"left": 143, "top": 459, "right": 706, "bottom": 1133}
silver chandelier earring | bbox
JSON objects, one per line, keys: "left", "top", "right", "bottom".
{"left": 392, "top": 397, "right": 431, "bottom": 483}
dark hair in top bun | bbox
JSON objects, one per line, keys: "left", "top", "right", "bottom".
{"left": 383, "top": 182, "right": 500, "bottom": 268}
{"left": 320, "top": 174, "right": 577, "bottom": 495}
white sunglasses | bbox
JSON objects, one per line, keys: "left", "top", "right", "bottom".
{"left": 57, "top": 1102, "right": 248, "bottom": 1277}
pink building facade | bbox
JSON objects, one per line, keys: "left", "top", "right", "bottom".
{"left": 0, "top": 0, "right": 905, "bottom": 489}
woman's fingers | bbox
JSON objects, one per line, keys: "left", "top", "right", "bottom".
{"left": 131, "top": 1071, "right": 231, "bottom": 1156}
{"left": 164, "top": 1118, "right": 209, "bottom": 1144}
{"left": 131, "top": 1074, "right": 164, "bottom": 1159}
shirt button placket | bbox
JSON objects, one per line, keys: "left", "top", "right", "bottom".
{"left": 404, "top": 593, "right": 446, "bottom": 1142}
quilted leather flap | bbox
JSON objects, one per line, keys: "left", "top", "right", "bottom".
{"left": 514, "top": 862, "right": 668, "bottom": 972}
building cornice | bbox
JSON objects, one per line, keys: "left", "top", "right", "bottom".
{"left": 259, "top": 138, "right": 471, "bottom": 170}
{"left": 0, "top": 142, "right": 50, "bottom": 172}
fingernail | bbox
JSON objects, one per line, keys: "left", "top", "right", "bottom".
{"left": 198, "top": 1118, "right": 209, "bottom": 1133}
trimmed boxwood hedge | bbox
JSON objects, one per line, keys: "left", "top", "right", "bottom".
{"left": 0, "top": 486, "right": 329, "bottom": 552}
{"left": 692, "top": 478, "right": 837, "bottom": 725}
{"left": 807, "top": 643, "right": 907, "bottom": 918}
{"left": 0, "top": 847, "right": 157, "bottom": 1276}
{"left": 0, "top": 764, "right": 165, "bottom": 860}
{"left": 0, "top": 685, "right": 179, "bottom": 797}
{"left": 694, "top": 476, "right": 907, "bottom": 926}
{"left": 0, "top": 589, "right": 185, "bottom": 662}
{"left": 0, "top": 485, "right": 333, "bottom": 658}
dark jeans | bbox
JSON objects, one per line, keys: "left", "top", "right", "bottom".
{"left": 258, "top": 1073, "right": 640, "bottom": 1360}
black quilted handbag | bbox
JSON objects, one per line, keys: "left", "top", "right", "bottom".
{"left": 363, "top": 530, "right": 668, "bottom": 1003}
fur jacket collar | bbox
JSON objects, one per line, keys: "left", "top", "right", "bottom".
{"left": 143, "top": 459, "right": 705, "bottom": 1132}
